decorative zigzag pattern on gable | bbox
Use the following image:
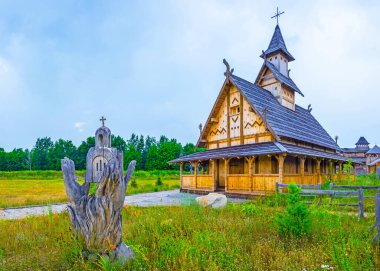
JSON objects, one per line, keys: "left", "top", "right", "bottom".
{"left": 209, "top": 128, "right": 227, "bottom": 136}
{"left": 231, "top": 97, "right": 239, "bottom": 105}
{"left": 244, "top": 120, "right": 263, "bottom": 129}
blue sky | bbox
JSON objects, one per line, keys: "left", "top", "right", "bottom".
{"left": 0, "top": 0, "right": 379, "bottom": 151}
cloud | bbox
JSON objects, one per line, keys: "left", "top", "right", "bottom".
{"left": 74, "top": 122, "right": 85, "bottom": 133}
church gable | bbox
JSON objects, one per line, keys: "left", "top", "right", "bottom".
{"left": 199, "top": 81, "right": 273, "bottom": 150}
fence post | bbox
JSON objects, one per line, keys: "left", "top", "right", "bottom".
{"left": 373, "top": 193, "right": 380, "bottom": 243}
{"left": 358, "top": 188, "right": 364, "bottom": 219}
{"left": 275, "top": 182, "right": 279, "bottom": 193}
{"left": 329, "top": 182, "right": 334, "bottom": 203}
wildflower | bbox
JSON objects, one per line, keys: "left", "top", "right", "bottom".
{"left": 135, "top": 210, "right": 142, "bottom": 216}
{"left": 124, "top": 205, "right": 129, "bottom": 210}
{"left": 53, "top": 213, "right": 59, "bottom": 219}
{"left": 110, "top": 243, "right": 116, "bottom": 250}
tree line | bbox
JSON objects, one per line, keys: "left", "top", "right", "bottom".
{"left": 0, "top": 134, "right": 200, "bottom": 171}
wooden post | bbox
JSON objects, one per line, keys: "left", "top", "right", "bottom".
{"left": 194, "top": 161, "right": 198, "bottom": 189}
{"left": 239, "top": 93, "right": 244, "bottom": 145}
{"left": 227, "top": 89, "right": 231, "bottom": 147}
{"left": 358, "top": 188, "right": 364, "bottom": 219}
{"left": 210, "top": 159, "right": 216, "bottom": 191}
{"left": 316, "top": 159, "right": 321, "bottom": 185}
{"left": 338, "top": 162, "right": 343, "bottom": 175}
{"left": 329, "top": 182, "right": 334, "bottom": 203}
{"left": 245, "top": 156, "right": 254, "bottom": 192}
{"left": 328, "top": 160, "right": 333, "bottom": 180}
{"left": 224, "top": 158, "right": 230, "bottom": 192}
{"left": 179, "top": 163, "right": 184, "bottom": 189}
{"left": 300, "top": 157, "right": 305, "bottom": 183}
{"left": 278, "top": 154, "right": 285, "bottom": 184}
{"left": 373, "top": 192, "right": 380, "bottom": 243}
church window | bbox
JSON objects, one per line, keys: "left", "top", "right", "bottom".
{"left": 230, "top": 106, "right": 240, "bottom": 115}
{"left": 96, "top": 163, "right": 98, "bottom": 171}
{"left": 275, "top": 56, "right": 277, "bottom": 60}
{"left": 99, "top": 134, "right": 104, "bottom": 147}
{"left": 270, "top": 58, "right": 272, "bottom": 61}
{"left": 100, "top": 160, "right": 102, "bottom": 171}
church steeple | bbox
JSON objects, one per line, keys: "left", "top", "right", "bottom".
{"left": 260, "top": 24, "right": 295, "bottom": 62}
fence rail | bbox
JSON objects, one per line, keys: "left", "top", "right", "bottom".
{"left": 276, "top": 182, "right": 364, "bottom": 219}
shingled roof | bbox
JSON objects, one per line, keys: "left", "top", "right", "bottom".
{"left": 169, "top": 142, "right": 346, "bottom": 163}
{"left": 260, "top": 25, "right": 295, "bottom": 61}
{"left": 367, "top": 145, "right": 380, "bottom": 155}
{"left": 230, "top": 74, "right": 340, "bottom": 151}
{"left": 356, "top": 137, "right": 370, "bottom": 145}
{"left": 257, "top": 61, "right": 303, "bottom": 96}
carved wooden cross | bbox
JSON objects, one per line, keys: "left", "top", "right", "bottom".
{"left": 100, "top": 116, "right": 106, "bottom": 126}
{"left": 271, "top": 7, "right": 284, "bottom": 25}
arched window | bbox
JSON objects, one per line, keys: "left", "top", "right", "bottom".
{"left": 99, "top": 134, "right": 104, "bottom": 147}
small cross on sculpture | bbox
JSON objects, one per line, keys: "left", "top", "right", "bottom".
{"left": 100, "top": 116, "right": 106, "bottom": 126}
{"left": 271, "top": 7, "right": 284, "bottom": 25}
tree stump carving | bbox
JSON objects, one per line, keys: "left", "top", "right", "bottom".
{"left": 61, "top": 155, "right": 136, "bottom": 263}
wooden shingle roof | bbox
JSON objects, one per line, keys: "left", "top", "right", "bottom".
{"left": 367, "top": 145, "right": 380, "bottom": 155}
{"left": 231, "top": 74, "right": 340, "bottom": 151}
{"left": 169, "top": 142, "right": 346, "bottom": 163}
{"left": 356, "top": 137, "right": 370, "bottom": 145}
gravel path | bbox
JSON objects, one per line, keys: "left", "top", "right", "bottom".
{"left": 0, "top": 190, "right": 245, "bottom": 220}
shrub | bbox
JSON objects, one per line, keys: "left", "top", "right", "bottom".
{"left": 130, "top": 178, "right": 138, "bottom": 188}
{"left": 156, "top": 177, "right": 163, "bottom": 186}
{"left": 276, "top": 183, "right": 311, "bottom": 237}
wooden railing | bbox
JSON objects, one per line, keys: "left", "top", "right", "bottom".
{"left": 181, "top": 175, "right": 213, "bottom": 190}
{"left": 283, "top": 174, "right": 318, "bottom": 185}
{"left": 227, "top": 174, "right": 251, "bottom": 191}
{"left": 182, "top": 175, "right": 196, "bottom": 189}
{"left": 196, "top": 175, "right": 214, "bottom": 190}
{"left": 227, "top": 174, "right": 279, "bottom": 192}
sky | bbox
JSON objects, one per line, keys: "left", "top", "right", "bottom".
{"left": 0, "top": 0, "right": 379, "bottom": 151}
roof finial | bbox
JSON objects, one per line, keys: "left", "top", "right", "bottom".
{"left": 271, "top": 7, "right": 284, "bottom": 25}
{"left": 223, "top": 58, "right": 234, "bottom": 77}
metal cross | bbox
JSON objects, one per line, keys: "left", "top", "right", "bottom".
{"left": 271, "top": 7, "right": 284, "bottom": 25}
{"left": 100, "top": 116, "right": 106, "bottom": 126}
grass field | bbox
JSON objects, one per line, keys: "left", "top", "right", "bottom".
{"left": 0, "top": 170, "right": 180, "bottom": 208}
{"left": 0, "top": 200, "right": 378, "bottom": 270}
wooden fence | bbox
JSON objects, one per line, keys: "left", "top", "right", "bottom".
{"left": 372, "top": 193, "right": 380, "bottom": 243}
{"left": 276, "top": 182, "right": 365, "bottom": 219}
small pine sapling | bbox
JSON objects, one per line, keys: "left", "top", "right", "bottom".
{"left": 130, "top": 178, "right": 138, "bottom": 188}
{"left": 276, "top": 183, "right": 311, "bottom": 237}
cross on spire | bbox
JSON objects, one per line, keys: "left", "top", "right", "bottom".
{"left": 271, "top": 7, "right": 284, "bottom": 25}
{"left": 100, "top": 116, "right": 106, "bottom": 126}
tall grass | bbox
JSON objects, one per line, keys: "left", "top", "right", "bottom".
{"left": 0, "top": 201, "right": 378, "bottom": 270}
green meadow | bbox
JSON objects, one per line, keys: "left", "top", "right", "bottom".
{"left": 0, "top": 170, "right": 180, "bottom": 208}
{"left": 0, "top": 200, "right": 379, "bottom": 270}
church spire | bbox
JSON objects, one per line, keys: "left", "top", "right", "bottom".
{"left": 260, "top": 24, "right": 295, "bottom": 62}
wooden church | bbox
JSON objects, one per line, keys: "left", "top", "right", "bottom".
{"left": 170, "top": 17, "right": 353, "bottom": 195}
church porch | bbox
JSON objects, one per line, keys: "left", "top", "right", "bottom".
{"left": 177, "top": 155, "right": 352, "bottom": 195}
{"left": 170, "top": 142, "right": 353, "bottom": 195}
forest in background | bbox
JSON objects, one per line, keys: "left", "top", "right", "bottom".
{"left": 0, "top": 134, "right": 202, "bottom": 171}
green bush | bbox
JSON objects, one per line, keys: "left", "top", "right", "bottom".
{"left": 156, "top": 177, "right": 163, "bottom": 186}
{"left": 276, "top": 184, "right": 311, "bottom": 237}
{"left": 130, "top": 178, "right": 138, "bottom": 188}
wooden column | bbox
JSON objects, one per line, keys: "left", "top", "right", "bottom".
{"left": 328, "top": 160, "right": 333, "bottom": 179}
{"left": 338, "top": 162, "right": 343, "bottom": 174}
{"left": 224, "top": 158, "right": 230, "bottom": 192}
{"left": 300, "top": 157, "right": 305, "bottom": 183}
{"left": 210, "top": 159, "right": 216, "bottom": 191}
{"left": 179, "top": 163, "right": 184, "bottom": 189}
{"left": 315, "top": 159, "right": 321, "bottom": 185}
{"left": 239, "top": 93, "right": 244, "bottom": 145}
{"left": 245, "top": 156, "right": 254, "bottom": 192}
{"left": 227, "top": 88, "right": 231, "bottom": 147}
{"left": 278, "top": 154, "right": 285, "bottom": 184}
{"left": 194, "top": 162, "right": 198, "bottom": 189}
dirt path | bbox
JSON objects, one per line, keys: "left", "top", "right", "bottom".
{"left": 0, "top": 190, "right": 202, "bottom": 220}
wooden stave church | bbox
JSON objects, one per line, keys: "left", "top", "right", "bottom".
{"left": 169, "top": 23, "right": 353, "bottom": 195}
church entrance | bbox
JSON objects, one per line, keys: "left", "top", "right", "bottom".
{"left": 217, "top": 159, "right": 225, "bottom": 188}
